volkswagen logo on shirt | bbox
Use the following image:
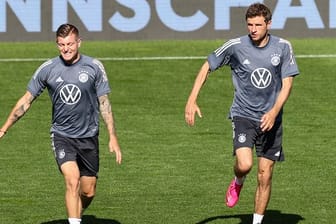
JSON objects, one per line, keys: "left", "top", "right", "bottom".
{"left": 250, "top": 68, "right": 272, "bottom": 89}
{"left": 60, "top": 84, "right": 81, "bottom": 105}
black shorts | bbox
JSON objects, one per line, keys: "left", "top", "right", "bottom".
{"left": 51, "top": 133, "right": 99, "bottom": 177}
{"left": 232, "top": 116, "right": 284, "bottom": 161}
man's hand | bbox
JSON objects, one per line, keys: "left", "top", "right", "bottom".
{"left": 109, "top": 138, "right": 122, "bottom": 164}
{"left": 0, "top": 130, "right": 6, "bottom": 139}
{"left": 260, "top": 109, "right": 277, "bottom": 132}
{"left": 185, "top": 102, "right": 202, "bottom": 126}
{"left": 261, "top": 77, "right": 294, "bottom": 132}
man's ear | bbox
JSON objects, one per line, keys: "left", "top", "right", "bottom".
{"left": 267, "top": 20, "right": 272, "bottom": 29}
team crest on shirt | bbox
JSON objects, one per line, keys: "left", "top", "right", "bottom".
{"left": 78, "top": 71, "right": 89, "bottom": 83}
{"left": 271, "top": 54, "right": 281, "bottom": 66}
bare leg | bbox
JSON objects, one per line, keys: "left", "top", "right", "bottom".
{"left": 61, "top": 161, "right": 81, "bottom": 218}
{"left": 80, "top": 176, "right": 97, "bottom": 212}
{"left": 225, "top": 147, "right": 254, "bottom": 207}
{"left": 254, "top": 157, "right": 275, "bottom": 214}
{"left": 234, "top": 147, "right": 254, "bottom": 178}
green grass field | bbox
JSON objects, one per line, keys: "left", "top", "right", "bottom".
{"left": 0, "top": 39, "right": 335, "bottom": 224}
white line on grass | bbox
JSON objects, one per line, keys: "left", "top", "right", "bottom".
{"left": 0, "top": 54, "right": 335, "bottom": 62}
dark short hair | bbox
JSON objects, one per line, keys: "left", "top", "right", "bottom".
{"left": 56, "top": 24, "right": 79, "bottom": 39}
{"left": 245, "top": 3, "right": 272, "bottom": 22}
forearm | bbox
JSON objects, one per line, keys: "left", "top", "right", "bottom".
{"left": 187, "top": 61, "right": 210, "bottom": 103}
{"left": 271, "top": 77, "right": 293, "bottom": 115}
{"left": 1, "top": 92, "right": 34, "bottom": 132}
{"left": 99, "top": 94, "right": 122, "bottom": 164}
{"left": 99, "top": 95, "right": 117, "bottom": 138}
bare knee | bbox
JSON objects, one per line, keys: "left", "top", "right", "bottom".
{"left": 80, "top": 178, "right": 96, "bottom": 209}
{"left": 235, "top": 154, "right": 253, "bottom": 175}
{"left": 61, "top": 161, "right": 81, "bottom": 195}
{"left": 235, "top": 147, "right": 253, "bottom": 176}
{"left": 257, "top": 158, "right": 275, "bottom": 186}
{"left": 81, "top": 186, "right": 96, "bottom": 198}
{"left": 235, "top": 160, "right": 253, "bottom": 175}
{"left": 80, "top": 177, "right": 97, "bottom": 198}
{"left": 65, "top": 178, "right": 80, "bottom": 196}
{"left": 257, "top": 168, "right": 273, "bottom": 185}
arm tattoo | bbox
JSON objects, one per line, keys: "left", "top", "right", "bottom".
{"left": 99, "top": 95, "right": 116, "bottom": 135}
{"left": 11, "top": 94, "right": 35, "bottom": 124}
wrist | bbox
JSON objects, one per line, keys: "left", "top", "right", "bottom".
{"left": 0, "top": 130, "right": 7, "bottom": 135}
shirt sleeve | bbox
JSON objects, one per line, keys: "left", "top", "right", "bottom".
{"left": 280, "top": 39, "right": 300, "bottom": 78}
{"left": 93, "top": 59, "right": 111, "bottom": 97}
{"left": 207, "top": 38, "right": 238, "bottom": 72}
{"left": 27, "top": 60, "right": 52, "bottom": 97}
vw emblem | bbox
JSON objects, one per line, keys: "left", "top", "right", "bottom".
{"left": 60, "top": 84, "right": 81, "bottom": 105}
{"left": 250, "top": 68, "right": 272, "bottom": 89}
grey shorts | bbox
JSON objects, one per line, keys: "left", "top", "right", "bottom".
{"left": 51, "top": 133, "right": 99, "bottom": 177}
{"left": 231, "top": 116, "right": 284, "bottom": 161}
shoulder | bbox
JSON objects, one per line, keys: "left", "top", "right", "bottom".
{"left": 80, "top": 55, "right": 105, "bottom": 68}
{"left": 221, "top": 35, "right": 251, "bottom": 50}
{"left": 271, "top": 35, "right": 293, "bottom": 49}
{"left": 80, "top": 54, "right": 101, "bottom": 63}
{"left": 32, "top": 56, "right": 60, "bottom": 79}
{"left": 223, "top": 36, "right": 244, "bottom": 48}
{"left": 40, "top": 56, "right": 60, "bottom": 68}
{"left": 80, "top": 55, "right": 108, "bottom": 80}
{"left": 214, "top": 36, "right": 243, "bottom": 56}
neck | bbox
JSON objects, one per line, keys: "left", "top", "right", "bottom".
{"left": 254, "top": 33, "right": 269, "bottom": 48}
{"left": 62, "top": 53, "right": 80, "bottom": 65}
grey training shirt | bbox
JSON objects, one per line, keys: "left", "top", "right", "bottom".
{"left": 27, "top": 55, "right": 110, "bottom": 138}
{"left": 208, "top": 35, "right": 299, "bottom": 122}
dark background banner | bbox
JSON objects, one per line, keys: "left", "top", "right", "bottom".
{"left": 0, "top": 0, "right": 335, "bottom": 42}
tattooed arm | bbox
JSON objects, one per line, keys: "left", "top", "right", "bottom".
{"left": 99, "top": 94, "right": 122, "bottom": 164}
{"left": 0, "top": 91, "right": 35, "bottom": 138}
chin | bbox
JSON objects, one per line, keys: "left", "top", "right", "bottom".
{"left": 62, "top": 55, "right": 74, "bottom": 61}
{"left": 62, "top": 54, "right": 78, "bottom": 64}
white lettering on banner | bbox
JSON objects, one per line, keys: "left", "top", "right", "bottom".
{"left": 214, "top": 0, "right": 256, "bottom": 30}
{"left": 272, "top": 0, "right": 324, "bottom": 29}
{"left": 155, "top": 0, "right": 208, "bottom": 32}
{"left": 52, "top": 0, "right": 102, "bottom": 31}
{"left": 0, "top": 0, "right": 40, "bottom": 32}
{"left": 0, "top": 0, "right": 335, "bottom": 33}
{"left": 109, "top": 0, "right": 150, "bottom": 32}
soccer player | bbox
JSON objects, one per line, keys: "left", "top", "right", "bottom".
{"left": 0, "top": 24, "right": 122, "bottom": 224}
{"left": 185, "top": 3, "right": 299, "bottom": 224}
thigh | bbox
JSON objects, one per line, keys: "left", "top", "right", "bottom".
{"left": 232, "top": 116, "right": 259, "bottom": 154}
{"left": 76, "top": 135, "right": 99, "bottom": 177}
{"left": 51, "top": 133, "right": 78, "bottom": 170}
{"left": 235, "top": 147, "right": 254, "bottom": 170}
{"left": 256, "top": 121, "right": 284, "bottom": 161}
{"left": 61, "top": 161, "right": 81, "bottom": 180}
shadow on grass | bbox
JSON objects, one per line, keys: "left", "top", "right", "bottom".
{"left": 40, "top": 215, "right": 121, "bottom": 224}
{"left": 196, "top": 210, "right": 304, "bottom": 224}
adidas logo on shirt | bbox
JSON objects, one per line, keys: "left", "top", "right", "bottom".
{"left": 56, "top": 77, "right": 64, "bottom": 83}
{"left": 243, "top": 59, "right": 250, "bottom": 65}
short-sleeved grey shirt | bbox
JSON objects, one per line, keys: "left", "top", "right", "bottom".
{"left": 208, "top": 35, "right": 299, "bottom": 122}
{"left": 27, "top": 55, "right": 111, "bottom": 138}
